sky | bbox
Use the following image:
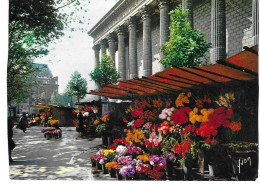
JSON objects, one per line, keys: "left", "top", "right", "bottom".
{"left": 34, "top": 0, "right": 117, "bottom": 94}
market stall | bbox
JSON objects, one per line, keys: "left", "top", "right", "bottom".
{"left": 89, "top": 45, "right": 258, "bottom": 180}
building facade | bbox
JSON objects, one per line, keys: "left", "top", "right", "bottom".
{"left": 88, "top": 0, "right": 259, "bottom": 82}
{"left": 18, "top": 64, "right": 59, "bottom": 114}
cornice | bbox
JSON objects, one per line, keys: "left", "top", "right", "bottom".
{"left": 89, "top": 0, "right": 155, "bottom": 45}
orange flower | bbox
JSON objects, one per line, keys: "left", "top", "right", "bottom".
{"left": 105, "top": 162, "right": 118, "bottom": 171}
{"left": 229, "top": 122, "right": 242, "bottom": 131}
{"left": 175, "top": 92, "right": 191, "bottom": 107}
{"left": 50, "top": 120, "right": 59, "bottom": 125}
{"left": 137, "top": 153, "right": 150, "bottom": 163}
{"left": 93, "top": 120, "right": 100, "bottom": 125}
{"left": 101, "top": 114, "right": 109, "bottom": 122}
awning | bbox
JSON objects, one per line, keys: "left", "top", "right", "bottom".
{"left": 91, "top": 45, "right": 258, "bottom": 99}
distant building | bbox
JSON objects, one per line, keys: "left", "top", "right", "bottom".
{"left": 17, "top": 64, "right": 59, "bottom": 114}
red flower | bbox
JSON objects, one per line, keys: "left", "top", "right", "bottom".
{"left": 85, "top": 106, "right": 92, "bottom": 112}
{"left": 211, "top": 139, "right": 218, "bottom": 145}
{"left": 123, "top": 118, "right": 129, "bottom": 123}
{"left": 171, "top": 107, "right": 192, "bottom": 124}
{"left": 196, "top": 99, "right": 203, "bottom": 108}
{"left": 205, "top": 138, "right": 211, "bottom": 144}
{"left": 131, "top": 108, "right": 143, "bottom": 118}
{"left": 132, "top": 119, "right": 144, "bottom": 129}
{"left": 73, "top": 120, "right": 77, "bottom": 126}
{"left": 150, "top": 166, "right": 165, "bottom": 179}
{"left": 173, "top": 143, "right": 181, "bottom": 154}
{"left": 108, "top": 144, "right": 118, "bottom": 150}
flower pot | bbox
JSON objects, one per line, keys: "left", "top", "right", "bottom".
{"left": 116, "top": 170, "right": 123, "bottom": 180}
{"left": 166, "top": 161, "right": 174, "bottom": 177}
{"left": 107, "top": 136, "right": 113, "bottom": 146}
{"left": 198, "top": 149, "right": 205, "bottom": 174}
{"left": 101, "top": 135, "right": 108, "bottom": 146}
{"left": 46, "top": 133, "right": 51, "bottom": 140}
{"left": 58, "top": 132, "right": 62, "bottom": 138}
{"left": 96, "top": 161, "right": 102, "bottom": 170}
{"left": 91, "top": 159, "right": 96, "bottom": 167}
{"left": 183, "top": 165, "right": 193, "bottom": 180}
{"left": 102, "top": 164, "right": 108, "bottom": 174}
{"left": 109, "top": 168, "right": 116, "bottom": 178}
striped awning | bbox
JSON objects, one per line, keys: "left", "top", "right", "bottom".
{"left": 91, "top": 45, "right": 258, "bottom": 99}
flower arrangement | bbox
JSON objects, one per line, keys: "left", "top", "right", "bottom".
{"left": 50, "top": 119, "right": 59, "bottom": 126}
{"left": 116, "top": 145, "right": 128, "bottom": 156}
{"left": 119, "top": 165, "right": 135, "bottom": 178}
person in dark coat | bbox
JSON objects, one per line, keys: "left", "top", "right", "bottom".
{"left": 19, "top": 113, "right": 28, "bottom": 132}
{"left": 8, "top": 117, "right": 15, "bottom": 163}
{"left": 77, "top": 108, "right": 84, "bottom": 137}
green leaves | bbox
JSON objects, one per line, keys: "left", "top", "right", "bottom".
{"left": 90, "top": 54, "right": 120, "bottom": 90}
{"left": 160, "top": 5, "right": 211, "bottom": 68}
{"left": 65, "top": 71, "right": 87, "bottom": 103}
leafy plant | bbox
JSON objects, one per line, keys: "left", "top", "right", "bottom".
{"left": 90, "top": 54, "right": 120, "bottom": 90}
{"left": 160, "top": 5, "right": 211, "bottom": 68}
{"left": 95, "top": 123, "right": 107, "bottom": 134}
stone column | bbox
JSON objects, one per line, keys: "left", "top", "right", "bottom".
{"left": 182, "top": 0, "right": 193, "bottom": 28}
{"left": 107, "top": 33, "right": 116, "bottom": 64}
{"left": 100, "top": 39, "right": 108, "bottom": 56}
{"left": 92, "top": 44, "right": 100, "bottom": 68}
{"left": 210, "top": 0, "right": 226, "bottom": 64}
{"left": 117, "top": 26, "right": 127, "bottom": 81}
{"left": 141, "top": 5, "right": 153, "bottom": 77}
{"left": 158, "top": 0, "right": 170, "bottom": 71}
{"left": 252, "top": 0, "right": 259, "bottom": 45}
{"left": 128, "top": 16, "right": 138, "bottom": 79}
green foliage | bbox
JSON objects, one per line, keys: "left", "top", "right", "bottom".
{"left": 160, "top": 5, "right": 211, "bottom": 68}
{"left": 95, "top": 123, "right": 106, "bottom": 134}
{"left": 65, "top": 71, "right": 87, "bottom": 103}
{"left": 90, "top": 54, "right": 120, "bottom": 89}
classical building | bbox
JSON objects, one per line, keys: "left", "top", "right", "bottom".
{"left": 88, "top": 0, "right": 259, "bottom": 82}
{"left": 17, "top": 64, "right": 59, "bottom": 114}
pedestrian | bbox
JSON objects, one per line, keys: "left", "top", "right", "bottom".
{"left": 8, "top": 117, "right": 16, "bottom": 163}
{"left": 19, "top": 113, "right": 28, "bottom": 132}
{"left": 77, "top": 108, "right": 84, "bottom": 137}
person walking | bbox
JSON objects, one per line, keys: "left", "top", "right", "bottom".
{"left": 8, "top": 117, "right": 16, "bottom": 163}
{"left": 77, "top": 108, "right": 84, "bottom": 137}
{"left": 19, "top": 113, "right": 28, "bottom": 132}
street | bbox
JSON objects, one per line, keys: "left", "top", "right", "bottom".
{"left": 9, "top": 126, "right": 113, "bottom": 180}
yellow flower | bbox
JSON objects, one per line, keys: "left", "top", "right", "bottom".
{"left": 137, "top": 153, "right": 150, "bottom": 162}
{"left": 104, "top": 149, "right": 115, "bottom": 156}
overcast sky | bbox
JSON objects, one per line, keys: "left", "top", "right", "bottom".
{"left": 34, "top": 0, "right": 117, "bottom": 94}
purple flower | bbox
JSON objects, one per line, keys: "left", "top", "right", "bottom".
{"left": 117, "top": 156, "right": 132, "bottom": 165}
{"left": 119, "top": 165, "right": 135, "bottom": 178}
{"left": 127, "top": 145, "right": 142, "bottom": 155}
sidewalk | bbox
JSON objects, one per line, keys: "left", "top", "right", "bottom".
{"left": 9, "top": 126, "right": 112, "bottom": 180}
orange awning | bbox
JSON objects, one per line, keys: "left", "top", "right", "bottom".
{"left": 91, "top": 45, "right": 258, "bottom": 99}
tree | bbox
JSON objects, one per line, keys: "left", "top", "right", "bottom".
{"left": 8, "top": 0, "right": 89, "bottom": 104}
{"left": 50, "top": 92, "right": 65, "bottom": 106}
{"left": 65, "top": 71, "right": 87, "bottom": 104}
{"left": 160, "top": 5, "right": 211, "bottom": 68}
{"left": 90, "top": 54, "right": 120, "bottom": 89}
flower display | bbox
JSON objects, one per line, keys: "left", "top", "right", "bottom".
{"left": 89, "top": 89, "right": 248, "bottom": 180}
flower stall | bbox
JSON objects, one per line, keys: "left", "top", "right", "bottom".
{"left": 89, "top": 46, "right": 258, "bottom": 180}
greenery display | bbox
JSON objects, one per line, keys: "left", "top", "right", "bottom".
{"left": 160, "top": 5, "right": 211, "bottom": 68}
{"left": 90, "top": 54, "right": 120, "bottom": 90}
{"left": 65, "top": 71, "right": 87, "bottom": 104}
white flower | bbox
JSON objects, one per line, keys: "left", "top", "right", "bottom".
{"left": 116, "top": 145, "right": 128, "bottom": 155}
{"left": 127, "top": 120, "right": 135, "bottom": 127}
{"left": 83, "top": 112, "right": 89, "bottom": 117}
